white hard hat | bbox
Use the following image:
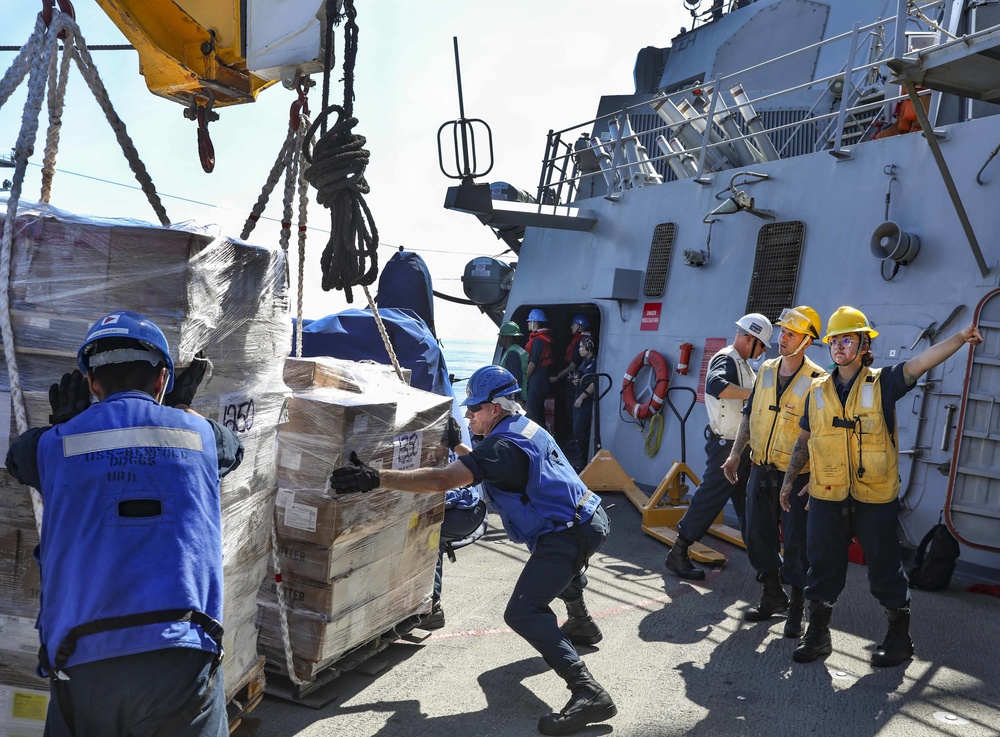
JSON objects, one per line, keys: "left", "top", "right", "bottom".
{"left": 735, "top": 313, "right": 773, "bottom": 347}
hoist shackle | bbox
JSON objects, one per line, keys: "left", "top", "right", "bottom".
{"left": 196, "top": 107, "right": 215, "bottom": 173}
{"left": 42, "top": 0, "right": 76, "bottom": 37}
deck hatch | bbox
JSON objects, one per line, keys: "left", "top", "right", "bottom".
{"left": 746, "top": 221, "right": 804, "bottom": 321}
{"left": 643, "top": 222, "right": 675, "bottom": 297}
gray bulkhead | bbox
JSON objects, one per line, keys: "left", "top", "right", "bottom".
{"left": 503, "top": 0, "right": 1000, "bottom": 572}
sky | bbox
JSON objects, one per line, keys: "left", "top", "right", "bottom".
{"left": 0, "top": 0, "right": 688, "bottom": 340}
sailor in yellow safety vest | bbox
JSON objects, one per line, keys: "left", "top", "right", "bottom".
{"left": 722, "top": 306, "right": 826, "bottom": 639}
{"left": 778, "top": 306, "right": 982, "bottom": 667}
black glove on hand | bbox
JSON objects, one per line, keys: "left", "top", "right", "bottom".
{"left": 48, "top": 370, "right": 91, "bottom": 424}
{"left": 446, "top": 416, "right": 463, "bottom": 450}
{"left": 329, "top": 451, "right": 381, "bottom": 494}
{"left": 164, "top": 350, "right": 208, "bottom": 408}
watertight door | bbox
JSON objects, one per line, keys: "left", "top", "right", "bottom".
{"left": 946, "top": 289, "right": 1000, "bottom": 552}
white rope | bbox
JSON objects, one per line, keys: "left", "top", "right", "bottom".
{"left": 1, "top": 12, "right": 63, "bottom": 534}
{"left": 294, "top": 120, "right": 310, "bottom": 359}
{"left": 268, "top": 513, "right": 310, "bottom": 686}
{"left": 0, "top": 21, "right": 41, "bottom": 109}
{"left": 241, "top": 131, "right": 295, "bottom": 241}
{"left": 39, "top": 36, "right": 72, "bottom": 203}
{"left": 2, "top": 10, "right": 173, "bottom": 533}
{"left": 363, "top": 285, "right": 406, "bottom": 383}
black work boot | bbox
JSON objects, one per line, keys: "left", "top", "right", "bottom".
{"left": 793, "top": 601, "right": 834, "bottom": 663}
{"left": 783, "top": 586, "right": 805, "bottom": 638}
{"left": 745, "top": 571, "right": 789, "bottom": 621}
{"left": 665, "top": 535, "right": 705, "bottom": 580}
{"left": 538, "top": 660, "right": 617, "bottom": 736}
{"left": 871, "top": 607, "right": 914, "bottom": 667}
{"left": 560, "top": 597, "right": 603, "bottom": 646}
{"left": 419, "top": 599, "right": 445, "bottom": 630}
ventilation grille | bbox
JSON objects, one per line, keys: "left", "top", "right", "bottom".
{"left": 746, "top": 221, "right": 805, "bottom": 321}
{"left": 644, "top": 223, "right": 675, "bottom": 297}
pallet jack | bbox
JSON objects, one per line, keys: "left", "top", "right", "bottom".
{"left": 578, "top": 378, "right": 743, "bottom": 565}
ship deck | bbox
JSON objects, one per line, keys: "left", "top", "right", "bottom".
{"left": 241, "top": 498, "right": 1000, "bottom": 737}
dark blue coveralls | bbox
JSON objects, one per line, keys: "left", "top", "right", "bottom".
{"left": 800, "top": 363, "right": 914, "bottom": 608}
{"left": 676, "top": 351, "right": 751, "bottom": 544}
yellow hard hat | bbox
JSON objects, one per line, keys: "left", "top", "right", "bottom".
{"left": 777, "top": 306, "right": 821, "bottom": 339}
{"left": 823, "top": 306, "right": 879, "bottom": 342}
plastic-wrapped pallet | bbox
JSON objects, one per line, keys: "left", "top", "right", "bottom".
{"left": 0, "top": 203, "right": 289, "bottom": 714}
{"left": 257, "top": 357, "right": 449, "bottom": 682}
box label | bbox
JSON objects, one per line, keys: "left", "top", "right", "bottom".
{"left": 218, "top": 392, "right": 256, "bottom": 434}
{"left": 353, "top": 414, "right": 369, "bottom": 435}
{"left": 283, "top": 502, "right": 317, "bottom": 533}
{"left": 392, "top": 431, "right": 423, "bottom": 471}
{"left": 278, "top": 446, "right": 302, "bottom": 471}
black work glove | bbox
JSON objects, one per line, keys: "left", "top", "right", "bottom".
{"left": 48, "top": 370, "right": 91, "bottom": 424}
{"left": 164, "top": 350, "right": 208, "bottom": 408}
{"left": 446, "top": 416, "right": 463, "bottom": 450}
{"left": 329, "top": 451, "right": 381, "bottom": 494}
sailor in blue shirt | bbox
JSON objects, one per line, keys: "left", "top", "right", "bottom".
{"left": 5, "top": 311, "right": 242, "bottom": 737}
{"left": 329, "top": 366, "right": 616, "bottom": 737}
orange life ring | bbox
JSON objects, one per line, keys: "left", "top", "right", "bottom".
{"left": 621, "top": 349, "right": 670, "bottom": 420}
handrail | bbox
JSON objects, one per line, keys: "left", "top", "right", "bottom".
{"left": 538, "top": 2, "right": 966, "bottom": 197}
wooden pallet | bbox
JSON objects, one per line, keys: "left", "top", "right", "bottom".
{"left": 226, "top": 656, "right": 267, "bottom": 734}
{"left": 264, "top": 613, "right": 432, "bottom": 707}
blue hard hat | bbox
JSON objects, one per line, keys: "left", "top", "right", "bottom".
{"left": 527, "top": 309, "right": 548, "bottom": 322}
{"left": 572, "top": 314, "right": 590, "bottom": 328}
{"left": 78, "top": 310, "right": 175, "bottom": 392}
{"left": 461, "top": 365, "right": 521, "bottom": 406}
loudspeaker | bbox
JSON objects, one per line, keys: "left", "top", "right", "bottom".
{"left": 870, "top": 221, "right": 920, "bottom": 265}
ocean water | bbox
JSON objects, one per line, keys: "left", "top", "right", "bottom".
{"left": 440, "top": 338, "right": 497, "bottom": 398}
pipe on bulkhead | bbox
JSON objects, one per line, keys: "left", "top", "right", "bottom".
{"left": 729, "top": 83, "right": 781, "bottom": 162}
{"left": 656, "top": 135, "right": 699, "bottom": 179}
{"left": 650, "top": 94, "right": 726, "bottom": 173}
{"left": 589, "top": 137, "right": 617, "bottom": 190}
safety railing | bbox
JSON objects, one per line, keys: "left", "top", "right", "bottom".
{"left": 536, "top": 0, "right": 957, "bottom": 204}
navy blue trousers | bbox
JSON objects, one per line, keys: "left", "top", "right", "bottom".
{"left": 805, "top": 496, "right": 910, "bottom": 609}
{"left": 745, "top": 466, "right": 809, "bottom": 587}
{"left": 677, "top": 431, "right": 750, "bottom": 543}
{"left": 526, "top": 367, "right": 551, "bottom": 427}
{"left": 45, "top": 648, "right": 225, "bottom": 737}
{"left": 504, "top": 505, "right": 610, "bottom": 672}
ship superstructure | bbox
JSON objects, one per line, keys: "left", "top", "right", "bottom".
{"left": 449, "top": 0, "right": 1000, "bottom": 574}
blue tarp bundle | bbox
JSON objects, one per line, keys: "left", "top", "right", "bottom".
{"left": 298, "top": 308, "right": 452, "bottom": 396}
{"left": 297, "top": 252, "right": 452, "bottom": 397}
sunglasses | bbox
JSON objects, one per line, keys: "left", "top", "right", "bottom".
{"left": 465, "top": 403, "right": 485, "bottom": 413}
{"left": 828, "top": 337, "right": 857, "bottom": 349}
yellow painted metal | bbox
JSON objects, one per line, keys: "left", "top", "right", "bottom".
{"left": 96, "top": 0, "right": 275, "bottom": 107}
{"left": 579, "top": 452, "right": 736, "bottom": 562}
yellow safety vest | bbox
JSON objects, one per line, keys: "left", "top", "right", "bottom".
{"left": 806, "top": 367, "right": 899, "bottom": 503}
{"left": 749, "top": 355, "right": 825, "bottom": 472}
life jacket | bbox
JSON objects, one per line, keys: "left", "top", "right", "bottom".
{"left": 704, "top": 345, "right": 755, "bottom": 440}
{"left": 749, "top": 355, "right": 825, "bottom": 471}
{"left": 500, "top": 343, "right": 529, "bottom": 384}
{"left": 806, "top": 367, "right": 899, "bottom": 503}
{"left": 526, "top": 329, "right": 554, "bottom": 369}
{"left": 480, "top": 413, "right": 599, "bottom": 551}
{"left": 35, "top": 391, "right": 224, "bottom": 671}
{"left": 565, "top": 332, "right": 589, "bottom": 364}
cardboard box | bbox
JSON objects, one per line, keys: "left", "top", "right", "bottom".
{"left": 0, "top": 682, "right": 48, "bottom": 737}
{"left": 274, "top": 486, "right": 444, "bottom": 551}
{"left": 0, "top": 529, "right": 40, "bottom": 617}
{"left": 283, "top": 357, "right": 411, "bottom": 392}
